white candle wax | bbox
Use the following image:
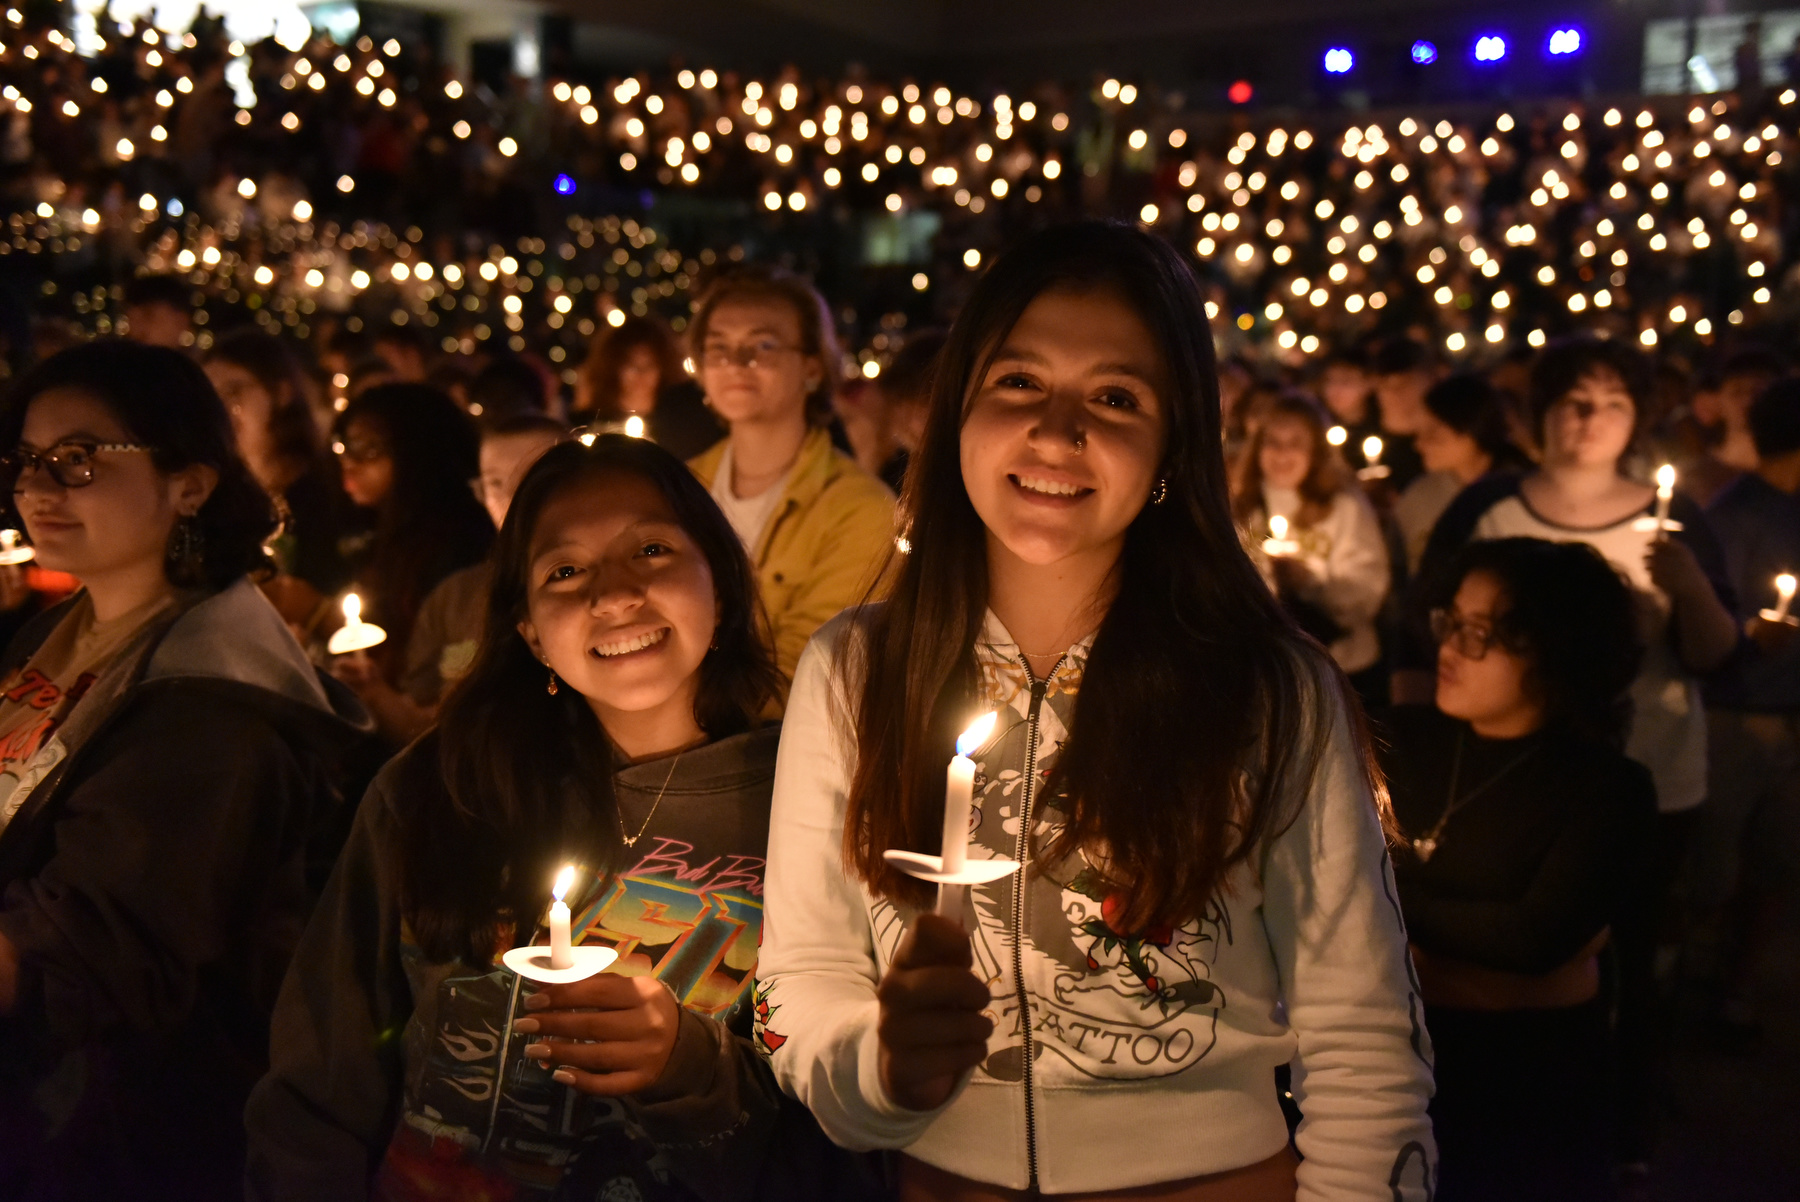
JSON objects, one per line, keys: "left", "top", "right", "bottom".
{"left": 941, "top": 754, "right": 977, "bottom": 876}
{"left": 1774, "top": 573, "right": 1797, "bottom": 622}
{"left": 328, "top": 591, "right": 389, "bottom": 656}
{"left": 1654, "top": 464, "right": 1676, "bottom": 532}
{"left": 548, "top": 865, "right": 575, "bottom": 969}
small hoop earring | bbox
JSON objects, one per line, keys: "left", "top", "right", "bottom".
{"left": 1150, "top": 478, "right": 1169, "bottom": 505}
{"left": 546, "top": 666, "right": 559, "bottom": 696}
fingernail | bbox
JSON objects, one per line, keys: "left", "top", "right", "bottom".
{"left": 523, "top": 1042, "right": 550, "bottom": 1059}
{"left": 523, "top": 993, "right": 550, "bottom": 1010}
{"left": 512, "top": 1017, "right": 539, "bottom": 1033}
{"left": 552, "top": 1069, "right": 575, "bottom": 1085}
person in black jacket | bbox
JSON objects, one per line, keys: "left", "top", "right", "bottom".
{"left": 246, "top": 435, "right": 875, "bottom": 1202}
{"left": 0, "top": 341, "right": 370, "bottom": 1199}
{"left": 1382, "top": 537, "right": 1655, "bottom": 1202}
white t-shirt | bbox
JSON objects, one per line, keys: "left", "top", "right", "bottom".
{"left": 1472, "top": 494, "right": 1706, "bottom": 812}
{"left": 709, "top": 443, "right": 791, "bottom": 554}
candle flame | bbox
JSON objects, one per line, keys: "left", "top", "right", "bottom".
{"left": 1269, "top": 514, "right": 1288, "bottom": 540}
{"left": 956, "top": 711, "right": 998, "bottom": 758}
{"left": 1325, "top": 424, "right": 1348, "bottom": 446}
{"left": 0, "top": 529, "right": 17, "bottom": 549}
{"left": 342, "top": 592, "right": 362, "bottom": 623}
{"left": 623, "top": 415, "right": 646, "bottom": 438}
{"left": 1655, "top": 463, "right": 1676, "bottom": 492}
{"left": 1779, "top": 573, "right": 1797, "bottom": 600}
{"left": 1362, "top": 434, "right": 1383, "bottom": 463}
{"left": 552, "top": 865, "right": 576, "bottom": 902}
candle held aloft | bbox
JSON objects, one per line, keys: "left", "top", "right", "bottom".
{"left": 548, "top": 865, "right": 576, "bottom": 969}
{"left": 937, "top": 711, "right": 998, "bottom": 916}
{"left": 327, "top": 592, "right": 389, "bottom": 655}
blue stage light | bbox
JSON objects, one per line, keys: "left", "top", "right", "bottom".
{"left": 1324, "top": 47, "right": 1354, "bottom": 74}
{"left": 1547, "top": 27, "right": 1582, "bottom": 56}
{"left": 1473, "top": 35, "right": 1508, "bottom": 63}
{"left": 1411, "top": 40, "right": 1438, "bottom": 65}
{"left": 553, "top": 173, "right": 577, "bottom": 196}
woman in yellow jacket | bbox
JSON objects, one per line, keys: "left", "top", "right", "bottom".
{"left": 687, "top": 267, "right": 896, "bottom": 687}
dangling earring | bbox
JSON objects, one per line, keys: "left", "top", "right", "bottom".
{"left": 166, "top": 514, "right": 205, "bottom": 582}
{"left": 1150, "top": 478, "right": 1169, "bottom": 505}
{"left": 546, "top": 666, "right": 559, "bottom": 696}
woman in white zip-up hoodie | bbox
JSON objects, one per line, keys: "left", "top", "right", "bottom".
{"left": 756, "top": 224, "right": 1434, "bottom": 1201}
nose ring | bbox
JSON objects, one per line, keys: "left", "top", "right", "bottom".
{"left": 1072, "top": 432, "right": 1087, "bottom": 454}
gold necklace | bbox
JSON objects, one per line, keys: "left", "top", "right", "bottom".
{"left": 1410, "top": 729, "right": 1541, "bottom": 862}
{"left": 619, "top": 751, "right": 683, "bottom": 848}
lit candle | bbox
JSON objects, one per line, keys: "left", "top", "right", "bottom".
{"left": 1653, "top": 464, "right": 1676, "bottom": 535}
{"left": 1765, "top": 572, "right": 1797, "bottom": 623}
{"left": 327, "top": 592, "right": 388, "bottom": 656}
{"left": 938, "top": 711, "right": 998, "bottom": 917}
{"left": 1326, "top": 424, "right": 1348, "bottom": 447}
{"left": 547, "top": 865, "right": 576, "bottom": 969}
{"left": 1362, "top": 434, "right": 1384, "bottom": 466}
{"left": 1263, "top": 514, "right": 1300, "bottom": 556}
{"left": 0, "top": 528, "right": 33, "bottom": 566}
{"left": 623, "top": 415, "right": 647, "bottom": 438}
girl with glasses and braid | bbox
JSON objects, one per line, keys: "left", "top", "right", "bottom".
{"left": 1385, "top": 536, "right": 1654, "bottom": 1201}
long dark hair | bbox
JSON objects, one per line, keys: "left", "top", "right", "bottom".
{"left": 1433, "top": 538, "right": 1642, "bottom": 747}
{"left": 850, "top": 222, "right": 1361, "bottom": 931}
{"left": 392, "top": 435, "right": 782, "bottom": 964}
{"left": 579, "top": 315, "right": 685, "bottom": 420}
{"left": 332, "top": 383, "right": 491, "bottom": 658}
{"left": 0, "top": 340, "right": 277, "bottom": 591}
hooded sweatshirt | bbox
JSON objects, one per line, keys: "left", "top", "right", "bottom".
{"left": 0, "top": 579, "right": 371, "bottom": 1201}
{"left": 756, "top": 610, "right": 1437, "bottom": 1199}
{"left": 246, "top": 724, "right": 878, "bottom": 1202}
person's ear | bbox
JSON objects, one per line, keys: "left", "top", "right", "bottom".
{"left": 516, "top": 619, "right": 545, "bottom": 663}
{"left": 169, "top": 463, "right": 219, "bottom": 517}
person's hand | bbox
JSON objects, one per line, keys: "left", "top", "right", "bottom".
{"left": 876, "top": 912, "right": 993, "bottom": 1112}
{"left": 1644, "top": 537, "right": 1707, "bottom": 603}
{"left": 328, "top": 652, "right": 380, "bottom": 691}
{"left": 514, "top": 972, "right": 681, "bottom": 1096}
{"left": 1747, "top": 615, "right": 1800, "bottom": 656}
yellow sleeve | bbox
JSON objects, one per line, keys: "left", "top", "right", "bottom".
{"left": 768, "top": 479, "right": 895, "bottom": 686}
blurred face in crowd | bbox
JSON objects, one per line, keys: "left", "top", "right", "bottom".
{"left": 123, "top": 301, "right": 191, "bottom": 350}
{"left": 336, "top": 417, "right": 394, "bottom": 509}
{"left": 478, "top": 429, "right": 563, "bottom": 529}
{"left": 517, "top": 471, "right": 717, "bottom": 748}
{"left": 1374, "top": 368, "right": 1432, "bottom": 435}
{"left": 1434, "top": 570, "right": 1543, "bottom": 739}
{"left": 1706, "top": 370, "right": 1779, "bottom": 432}
{"left": 11, "top": 388, "right": 214, "bottom": 593}
{"left": 617, "top": 344, "right": 663, "bottom": 412}
{"left": 205, "top": 360, "right": 280, "bottom": 483}
{"left": 1256, "top": 415, "right": 1315, "bottom": 492}
{"left": 374, "top": 338, "right": 428, "bottom": 383}
{"left": 697, "top": 297, "right": 820, "bottom": 428}
{"left": 1541, "top": 369, "right": 1635, "bottom": 472}
{"left": 1319, "top": 362, "right": 1371, "bottom": 424}
{"left": 960, "top": 285, "right": 1168, "bottom": 575}
{"left": 1415, "top": 412, "right": 1490, "bottom": 483}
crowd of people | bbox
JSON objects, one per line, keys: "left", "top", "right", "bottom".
{"left": 0, "top": 11, "right": 1795, "bottom": 1202}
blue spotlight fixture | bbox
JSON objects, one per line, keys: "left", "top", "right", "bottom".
{"left": 1411, "top": 40, "right": 1438, "bottom": 65}
{"left": 1323, "top": 47, "right": 1354, "bottom": 74}
{"left": 553, "top": 173, "right": 577, "bottom": 196}
{"left": 1473, "top": 34, "right": 1508, "bottom": 63}
{"left": 1547, "top": 27, "right": 1583, "bottom": 56}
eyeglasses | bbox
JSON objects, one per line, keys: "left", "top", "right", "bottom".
{"left": 698, "top": 339, "right": 802, "bottom": 369}
{"left": 1429, "top": 608, "right": 1517, "bottom": 661}
{"left": 2, "top": 441, "right": 158, "bottom": 491}
{"left": 333, "top": 438, "right": 388, "bottom": 463}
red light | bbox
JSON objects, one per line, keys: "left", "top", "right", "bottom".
{"left": 1228, "top": 80, "right": 1253, "bottom": 105}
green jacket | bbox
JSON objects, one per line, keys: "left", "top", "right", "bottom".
{"left": 689, "top": 428, "right": 895, "bottom": 689}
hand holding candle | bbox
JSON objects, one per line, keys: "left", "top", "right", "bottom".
{"left": 881, "top": 710, "right": 1019, "bottom": 921}
{"left": 1357, "top": 434, "right": 1390, "bottom": 481}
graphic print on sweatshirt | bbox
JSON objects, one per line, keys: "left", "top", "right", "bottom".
{"left": 377, "top": 846, "right": 766, "bottom": 1201}
{"left": 864, "top": 641, "right": 1230, "bottom": 1085}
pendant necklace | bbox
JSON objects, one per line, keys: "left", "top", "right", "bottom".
{"left": 620, "top": 751, "right": 683, "bottom": 848}
{"left": 1410, "top": 728, "right": 1541, "bottom": 862}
